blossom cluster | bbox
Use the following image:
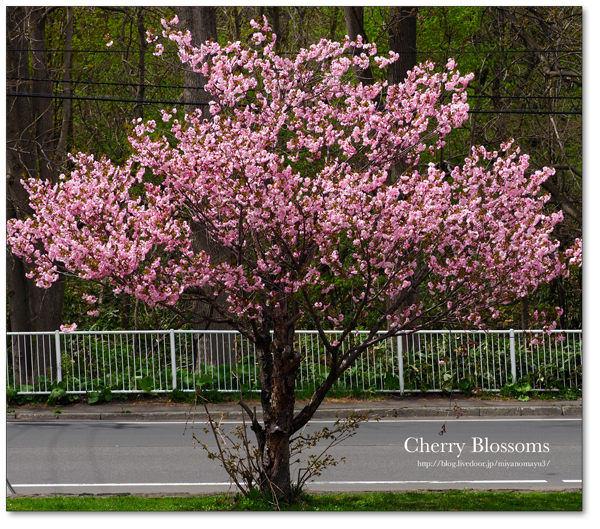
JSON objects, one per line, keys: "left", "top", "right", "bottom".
{"left": 564, "top": 237, "right": 582, "bottom": 267}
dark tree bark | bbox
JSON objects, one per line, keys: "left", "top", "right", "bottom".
{"left": 56, "top": 7, "right": 73, "bottom": 161}
{"left": 388, "top": 7, "right": 418, "bottom": 86}
{"left": 173, "top": 7, "right": 233, "bottom": 366}
{"left": 520, "top": 295, "right": 530, "bottom": 330}
{"left": 7, "top": 7, "right": 68, "bottom": 326}
{"left": 386, "top": 8, "right": 420, "bottom": 340}
{"left": 121, "top": 7, "right": 149, "bottom": 330}
{"left": 173, "top": 6, "right": 217, "bottom": 119}
{"left": 342, "top": 7, "right": 375, "bottom": 85}
{"left": 270, "top": 6, "right": 281, "bottom": 52}
{"left": 236, "top": 297, "right": 303, "bottom": 497}
{"left": 387, "top": 6, "right": 418, "bottom": 184}
{"left": 7, "top": 7, "right": 68, "bottom": 385}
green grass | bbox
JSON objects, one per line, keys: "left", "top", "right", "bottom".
{"left": 7, "top": 490, "right": 582, "bottom": 511}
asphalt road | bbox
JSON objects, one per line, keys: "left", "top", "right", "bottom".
{"left": 7, "top": 417, "right": 582, "bottom": 494}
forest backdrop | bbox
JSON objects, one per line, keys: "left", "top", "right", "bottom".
{"left": 6, "top": 6, "right": 582, "bottom": 334}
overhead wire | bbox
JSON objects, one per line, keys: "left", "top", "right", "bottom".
{"left": 6, "top": 92, "right": 582, "bottom": 114}
{"left": 6, "top": 76, "right": 583, "bottom": 103}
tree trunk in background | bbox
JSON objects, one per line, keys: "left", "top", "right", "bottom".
{"left": 520, "top": 295, "right": 530, "bottom": 330}
{"left": 269, "top": 7, "right": 281, "bottom": 52}
{"left": 342, "top": 7, "right": 375, "bottom": 84}
{"left": 56, "top": 7, "right": 73, "bottom": 161}
{"left": 174, "top": 7, "right": 233, "bottom": 366}
{"left": 121, "top": 7, "right": 150, "bottom": 330}
{"left": 7, "top": 7, "right": 68, "bottom": 385}
{"left": 343, "top": 8, "right": 420, "bottom": 339}
{"left": 387, "top": 7, "right": 420, "bottom": 345}
{"left": 173, "top": 6, "right": 217, "bottom": 120}
{"left": 388, "top": 6, "right": 418, "bottom": 184}
{"left": 388, "top": 7, "right": 418, "bottom": 86}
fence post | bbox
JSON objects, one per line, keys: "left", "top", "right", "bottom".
{"left": 170, "top": 329, "right": 177, "bottom": 390}
{"left": 509, "top": 329, "right": 517, "bottom": 383}
{"left": 397, "top": 333, "right": 405, "bottom": 395}
{"left": 54, "top": 330, "right": 62, "bottom": 383}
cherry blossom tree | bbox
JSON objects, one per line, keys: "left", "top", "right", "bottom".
{"left": 7, "top": 18, "right": 577, "bottom": 497}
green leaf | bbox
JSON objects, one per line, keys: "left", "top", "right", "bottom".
{"left": 458, "top": 378, "right": 472, "bottom": 392}
{"left": 195, "top": 374, "right": 214, "bottom": 389}
{"left": 49, "top": 386, "right": 67, "bottom": 401}
{"left": 139, "top": 376, "right": 155, "bottom": 393}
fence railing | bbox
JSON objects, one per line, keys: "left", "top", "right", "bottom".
{"left": 6, "top": 329, "right": 582, "bottom": 395}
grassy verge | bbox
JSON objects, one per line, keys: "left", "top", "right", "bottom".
{"left": 7, "top": 490, "right": 582, "bottom": 511}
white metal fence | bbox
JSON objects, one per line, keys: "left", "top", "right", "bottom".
{"left": 6, "top": 329, "right": 582, "bottom": 395}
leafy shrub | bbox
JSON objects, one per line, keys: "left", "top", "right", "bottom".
{"left": 87, "top": 387, "right": 113, "bottom": 404}
{"left": 47, "top": 381, "right": 80, "bottom": 406}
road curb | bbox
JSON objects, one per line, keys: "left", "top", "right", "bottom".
{"left": 562, "top": 405, "right": 583, "bottom": 416}
{"left": 7, "top": 404, "right": 581, "bottom": 421}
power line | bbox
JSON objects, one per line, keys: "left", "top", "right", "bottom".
{"left": 7, "top": 76, "right": 582, "bottom": 101}
{"left": 468, "top": 95, "right": 580, "bottom": 101}
{"left": 6, "top": 91, "right": 582, "bottom": 114}
{"left": 468, "top": 109, "right": 581, "bottom": 115}
{"left": 6, "top": 48, "right": 181, "bottom": 55}
{"left": 7, "top": 76, "right": 191, "bottom": 92}
{"left": 6, "top": 92, "right": 207, "bottom": 106}
{"left": 415, "top": 49, "right": 582, "bottom": 56}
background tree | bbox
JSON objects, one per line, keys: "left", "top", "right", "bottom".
{"left": 7, "top": 7, "right": 71, "bottom": 381}
{"left": 493, "top": 7, "right": 581, "bottom": 329}
{"left": 369, "top": 6, "right": 582, "bottom": 329}
{"left": 173, "top": 6, "right": 217, "bottom": 119}
{"left": 8, "top": 20, "right": 576, "bottom": 498}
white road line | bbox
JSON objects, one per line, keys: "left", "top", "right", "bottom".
{"left": 12, "top": 479, "right": 551, "bottom": 488}
{"left": 15, "top": 418, "right": 579, "bottom": 425}
{"left": 311, "top": 480, "right": 549, "bottom": 485}
{"left": 562, "top": 480, "right": 582, "bottom": 483}
{"left": 302, "top": 418, "right": 583, "bottom": 423}
{"left": 12, "top": 482, "right": 230, "bottom": 487}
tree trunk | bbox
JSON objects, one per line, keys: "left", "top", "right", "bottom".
{"left": 188, "top": 226, "right": 234, "bottom": 367}
{"left": 7, "top": 6, "right": 66, "bottom": 385}
{"left": 56, "top": 6, "right": 73, "bottom": 161}
{"left": 520, "top": 295, "right": 530, "bottom": 330}
{"left": 251, "top": 302, "right": 302, "bottom": 497}
{"left": 386, "top": 7, "right": 420, "bottom": 339}
{"left": 174, "top": 7, "right": 233, "bottom": 366}
{"left": 342, "top": 7, "right": 375, "bottom": 84}
{"left": 269, "top": 7, "right": 281, "bottom": 52}
{"left": 388, "top": 7, "right": 418, "bottom": 86}
{"left": 120, "top": 7, "right": 148, "bottom": 330}
{"left": 173, "top": 6, "right": 217, "bottom": 119}
{"left": 257, "top": 346, "right": 297, "bottom": 495}
{"left": 387, "top": 7, "right": 418, "bottom": 184}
